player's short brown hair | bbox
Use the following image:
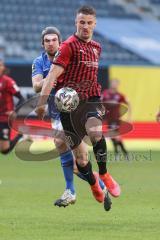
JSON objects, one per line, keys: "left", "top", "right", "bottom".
{"left": 77, "top": 5, "right": 96, "bottom": 17}
{"left": 41, "top": 26, "right": 62, "bottom": 45}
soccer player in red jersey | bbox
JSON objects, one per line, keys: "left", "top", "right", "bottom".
{"left": 0, "top": 60, "right": 24, "bottom": 154}
{"left": 36, "top": 6, "right": 121, "bottom": 206}
{"left": 32, "top": 26, "right": 111, "bottom": 210}
{"left": 101, "top": 79, "right": 131, "bottom": 160}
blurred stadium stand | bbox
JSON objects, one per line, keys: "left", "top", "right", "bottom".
{"left": 121, "top": 0, "right": 160, "bottom": 19}
{"left": 96, "top": 18, "right": 160, "bottom": 65}
{"left": 1, "top": 0, "right": 160, "bottom": 65}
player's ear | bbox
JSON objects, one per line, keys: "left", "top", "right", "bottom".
{"left": 41, "top": 37, "right": 44, "bottom": 48}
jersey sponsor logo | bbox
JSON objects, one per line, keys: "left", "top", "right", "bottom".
{"left": 80, "top": 60, "right": 98, "bottom": 68}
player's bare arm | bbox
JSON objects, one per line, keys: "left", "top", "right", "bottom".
{"left": 36, "top": 64, "right": 64, "bottom": 118}
{"left": 40, "top": 63, "right": 64, "bottom": 98}
{"left": 32, "top": 73, "right": 57, "bottom": 93}
{"left": 32, "top": 74, "right": 45, "bottom": 93}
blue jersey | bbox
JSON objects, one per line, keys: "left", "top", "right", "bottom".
{"left": 32, "top": 52, "right": 59, "bottom": 120}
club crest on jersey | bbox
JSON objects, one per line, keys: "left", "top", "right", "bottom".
{"left": 93, "top": 48, "right": 98, "bottom": 58}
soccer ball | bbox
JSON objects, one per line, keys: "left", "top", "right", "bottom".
{"left": 55, "top": 87, "right": 79, "bottom": 112}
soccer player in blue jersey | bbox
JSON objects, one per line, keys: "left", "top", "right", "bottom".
{"left": 32, "top": 26, "right": 110, "bottom": 209}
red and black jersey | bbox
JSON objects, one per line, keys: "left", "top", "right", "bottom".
{"left": 53, "top": 34, "right": 102, "bottom": 100}
{"left": 0, "top": 75, "right": 20, "bottom": 122}
{"left": 101, "top": 89, "right": 127, "bottom": 122}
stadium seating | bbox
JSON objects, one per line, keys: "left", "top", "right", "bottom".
{"left": 122, "top": 0, "right": 160, "bottom": 18}
{"left": 0, "top": 0, "right": 157, "bottom": 64}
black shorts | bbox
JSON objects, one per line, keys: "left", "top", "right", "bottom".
{"left": 60, "top": 97, "right": 105, "bottom": 149}
{"left": 0, "top": 122, "right": 10, "bottom": 140}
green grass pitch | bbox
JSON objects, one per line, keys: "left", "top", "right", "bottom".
{"left": 0, "top": 148, "right": 160, "bottom": 240}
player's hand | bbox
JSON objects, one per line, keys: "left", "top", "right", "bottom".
{"left": 35, "top": 105, "right": 46, "bottom": 119}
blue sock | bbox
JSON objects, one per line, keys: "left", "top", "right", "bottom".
{"left": 60, "top": 150, "right": 75, "bottom": 194}
{"left": 76, "top": 172, "right": 105, "bottom": 190}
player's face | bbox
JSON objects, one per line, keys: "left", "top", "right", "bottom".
{"left": 0, "top": 61, "right": 5, "bottom": 77}
{"left": 43, "top": 34, "right": 59, "bottom": 56}
{"left": 75, "top": 13, "right": 96, "bottom": 42}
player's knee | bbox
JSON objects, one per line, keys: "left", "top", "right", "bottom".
{"left": 54, "top": 137, "right": 62, "bottom": 146}
{"left": 76, "top": 155, "right": 88, "bottom": 167}
{"left": 86, "top": 126, "right": 102, "bottom": 143}
{"left": 88, "top": 129, "right": 102, "bottom": 142}
{"left": 86, "top": 117, "right": 102, "bottom": 140}
{"left": 54, "top": 138, "right": 69, "bottom": 153}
